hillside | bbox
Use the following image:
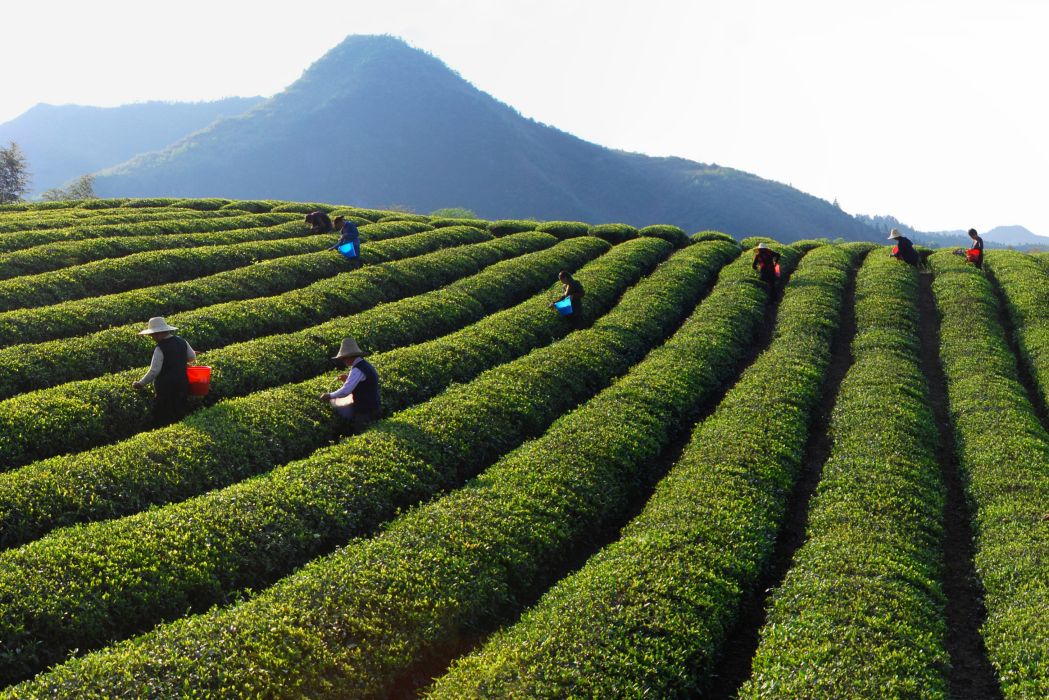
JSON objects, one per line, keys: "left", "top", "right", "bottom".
{"left": 0, "top": 199, "right": 1046, "bottom": 696}
{"left": 92, "top": 36, "right": 878, "bottom": 242}
{"left": 0, "top": 98, "right": 264, "bottom": 195}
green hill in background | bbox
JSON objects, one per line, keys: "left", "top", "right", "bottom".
{"left": 91, "top": 35, "right": 879, "bottom": 242}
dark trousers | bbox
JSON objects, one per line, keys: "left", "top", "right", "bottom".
{"left": 153, "top": 388, "right": 189, "bottom": 427}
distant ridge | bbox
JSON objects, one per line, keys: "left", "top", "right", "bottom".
{"left": 92, "top": 35, "right": 879, "bottom": 242}
{"left": 856, "top": 214, "right": 1048, "bottom": 248}
{"left": 0, "top": 98, "right": 264, "bottom": 195}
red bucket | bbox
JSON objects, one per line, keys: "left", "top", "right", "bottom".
{"left": 965, "top": 248, "right": 980, "bottom": 263}
{"left": 186, "top": 365, "right": 212, "bottom": 396}
{"left": 892, "top": 245, "right": 899, "bottom": 256}
{"left": 773, "top": 262, "right": 781, "bottom": 278}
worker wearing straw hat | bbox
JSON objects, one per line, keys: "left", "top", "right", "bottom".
{"left": 888, "top": 228, "right": 919, "bottom": 266}
{"left": 751, "top": 242, "right": 782, "bottom": 288}
{"left": 319, "top": 336, "right": 383, "bottom": 431}
{"left": 132, "top": 316, "right": 197, "bottom": 426}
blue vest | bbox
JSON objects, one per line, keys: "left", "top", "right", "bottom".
{"left": 351, "top": 358, "right": 381, "bottom": 413}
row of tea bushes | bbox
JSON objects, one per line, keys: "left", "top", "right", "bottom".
{"left": 929, "top": 251, "right": 1049, "bottom": 698}
{"left": 0, "top": 229, "right": 524, "bottom": 467}
{"left": 428, "top": 242, "right": 862, "bottom": 697}
{"left": 0, "top": 238, "right": 720, "bottom": 685}
{"left": 0, "top": 218, "right": 319, "bottom": 280}
{"left": 0, "top": 207, "right": 241, "bottom": 234}
{"left": 0, "top": 236, "right": 614, "bottom": 546}
{"left": 0, "top": 223, "right": 463, "bottom": 392}
{"left": 739, "top": 252, "right": 950, "bottom": 696}
{"left": 0, "top": 233, "right": 337, "bottom": 312}
{"left": 0, "top": 212, "right": 298, "bottom": 253}
{"left": 0, "top": 219, "right": 435, "bottom": 347}
{"left": 1, "top": 243, "right": 795, "bottom": 696}
{"left": 985, "top": 250, "right": 1049, "bottom": 413}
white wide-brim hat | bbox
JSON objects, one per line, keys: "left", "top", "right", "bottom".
{"left": 332, "top": 337, "right": 365, "bottom": 360}
{"left": 138, "top": 316, "right": 178, "bottom": 335}
{"left": 888, "top": 228, "right": 902, "bottom": 239}
{"left": 756, "top": 243, "right": 769, "bottom": 249}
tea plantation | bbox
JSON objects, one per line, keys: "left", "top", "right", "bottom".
{"left": 0, "top": 198, "right": 1045, "bottom": 698}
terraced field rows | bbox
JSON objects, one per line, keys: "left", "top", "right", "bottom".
{"left": 0, "top": 199, "right": 1046, "bottom": 698}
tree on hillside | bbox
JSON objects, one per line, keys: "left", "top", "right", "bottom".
{"left": 42, "top": 174, "right": 97, "bottom": 201}
{"left": 0, "top": 141, "right": 31, "bottom": 204}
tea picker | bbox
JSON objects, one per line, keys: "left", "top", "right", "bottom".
{"left": 329, "top": 215, "right": 363, "bottom": 267}
{"left": 888, "top": 228, "right": 919, "bottom": 266}
{"left": 305, "top": 210, "right": 334, "bottom": 233}
{"left": 549, "top": 270, "right": 585, "bottom": 321}
{"left": 131, "top": 316, "right": 201, "bottom": 426}
{"left": 752, "top": 243, "right": 782, "bottom": 287}
{"left": 319, "top": 336, "right": 383, "bottom": 433}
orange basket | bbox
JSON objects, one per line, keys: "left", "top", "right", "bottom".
{"left": 186, "top": 365, "right": 212, "bottom": 396}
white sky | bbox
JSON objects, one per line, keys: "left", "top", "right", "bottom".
{"left": 2, "top": 0, "right": 1046, "bottom": 235}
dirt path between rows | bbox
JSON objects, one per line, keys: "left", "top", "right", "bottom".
{"left": 707, "top": 255, "right": 860, "bottom": 698}
{"left": 917, "top": 271, "right": 1002, "bottom": 699}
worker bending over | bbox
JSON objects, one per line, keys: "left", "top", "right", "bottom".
{"left": 305, "top": 210, "right": 333, "bottom": 234}
{"left": 888, "top": 228, "right": 919, "bottom": 266}
{"left": 319, "top": 336, "right": 383, "bottom": 432}
{"left": 752, "top": 243, "right": 781, "bottom": 287}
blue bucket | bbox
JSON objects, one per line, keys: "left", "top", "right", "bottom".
{"left": 337, "top": 240, "right": 359, "bottom": 260}
{"left": 554, "top": 298, "right": 574, "bottom": 316}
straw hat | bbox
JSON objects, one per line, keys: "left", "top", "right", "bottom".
{"left": 138, "top": 317, "right": 178, "bottom": 335}
{"left": 332, "top": 336, "right": 366, "bottom": 360}
{"left": 756, "top": 242, "right": 769, "bottom": 249}
{"left": 888, "top": 228, "right": 902, "bottom": 239}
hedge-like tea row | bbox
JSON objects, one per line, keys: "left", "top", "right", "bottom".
{"left": 929, "top": 251, "right": 1049, "bottom": 698}
{"left": 429, "top": 217, "right": 490, "bottom": 229}
{"left": 535, "top": 220, "right": 590, "bottom": 238}
{"left": 589, "top": 222, "right": 638, "bottom": 243}
{"left": 0, "top": 220, "right": 437, "bottom": 354}
{"left": 0, "top": 212, "right": 298, "bottom": 253}
{"left": 638, "top": 223, "right": 689, "bottom": 247}
{"left": 985, "top": 250, "right": 1049, "bottom": 413}
{"left": 428, "top": 243, "right": 863, "bottom": 698}
{"left": 2, "top": 242, "right": 795, "bottom": 697}
{"left": 0, "top": 207, "right": 239, "bottom": 234}
{"left": 0, "top": 238, "right": 710, "bottom": 686}
{"left": 0, "top": 233, "right": 339, "bottom": 312}
{"left": 0, "top": 236, "right": 613, "bottom": 546}
{"left": 0, "top": 218, "right": 319, "bottom": 280}
{"left": 0, "top": 228, "right": 512, "bottom": 467}
{"left": 739, "top": 252, "right": 949, "bottom": 697}
{"left": 485, "top": 220, "right": 537, "bottom": 236}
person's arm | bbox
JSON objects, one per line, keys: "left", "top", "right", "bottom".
{"left": 752, "top": 256, "right": 759, "bottom": 270}
{"left": 771, "top": 251, "right": 781, "bottom": 262}
{"left": 134, "top": 347, "right": 164, "bottom": 387}
{"left": 185, "top": 342, "right": 197, "bottom": 363}
{"left": 323, "top": 366, "right": 365, "bottom": 400}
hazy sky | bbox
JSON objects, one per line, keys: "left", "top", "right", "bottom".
{"left": 3, "top": 0, "right": 1046, "bottom": 234}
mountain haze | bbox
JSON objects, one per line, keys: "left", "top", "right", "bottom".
{"left": 93, "top": 35, "right": 877, "bottom": 241}
{"left": 0, "top": 98, "right": 264, "bottom": 196}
